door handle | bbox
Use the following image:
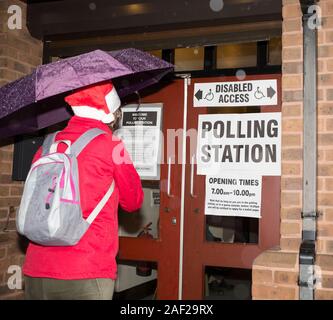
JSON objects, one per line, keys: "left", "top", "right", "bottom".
{"left": 190, "top": 154, "right": 197, "bottom": 198}
{"left": 167, "top": 156, "right": 173, "bottom": 197}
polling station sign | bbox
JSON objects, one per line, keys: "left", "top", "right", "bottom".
{"left": 197, "top": 112, "right": 281, "bottom": 176}
{"left": 205, "top": 175, "right": 262, "bottom": 218}
{"left": 193, "top": 79, "right": 277, "bottom": 107}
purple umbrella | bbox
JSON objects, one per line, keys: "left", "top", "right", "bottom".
{"left": 0, "top": 48, "right": 173, "bottom": 139}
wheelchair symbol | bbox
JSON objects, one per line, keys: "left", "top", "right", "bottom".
{"left": 204, "top": 89, "right": 214, "bottom": 101}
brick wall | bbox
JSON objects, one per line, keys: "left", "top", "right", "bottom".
{"left": 0, "top": 0, "right": 42, "bottom": 299}
{"left": 252, "top": 0, "right": 333, "bottom": 300}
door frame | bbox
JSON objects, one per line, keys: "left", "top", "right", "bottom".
{"left": 181, "top": 73, "right": 282, "bottom": 299}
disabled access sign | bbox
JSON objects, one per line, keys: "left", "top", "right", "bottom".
{"left": 193, "top": 79, "right": 278, "bottom": 107}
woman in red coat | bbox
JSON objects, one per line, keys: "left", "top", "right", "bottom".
{"left": 23, "top": 82, "right": 144, "bottom": 300}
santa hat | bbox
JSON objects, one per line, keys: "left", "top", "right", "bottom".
{"left": 64, "top": 81, "right": 121, "bottom": 124}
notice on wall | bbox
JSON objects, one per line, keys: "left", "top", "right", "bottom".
{"left": 193, "top": 79, "right": 278, "bottom": 107}
{"left": 116, "top": 104, "right": 162, "bottom": 180}
{"left": 197, "top": 112, "right": 281, "bottom": 176}
{"left": 151, "top": 190, "right": 160, "bottom": 207}
{"left": 205, "top": 174, "right": 262, "bottom": 218}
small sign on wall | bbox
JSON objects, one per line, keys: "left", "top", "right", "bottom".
{"left": 151, "top": 190, "right": 160, "bottom": 207}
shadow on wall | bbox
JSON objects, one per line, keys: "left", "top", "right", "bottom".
{"left": 17, "top": 234, "right": 29, "bottom": 254}
{"left": 0, "top": 138, "right": 14, "bottom": 149}
{"left": 0, "top": 231, "right": 29, "bottom": 255}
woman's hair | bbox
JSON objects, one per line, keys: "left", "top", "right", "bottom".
{"left": 108, "top": 108, "right": 122, "bottom": 131}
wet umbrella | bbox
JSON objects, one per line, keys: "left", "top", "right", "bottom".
{"left": 0, "top": 48, "right": 173, "bottom": 139}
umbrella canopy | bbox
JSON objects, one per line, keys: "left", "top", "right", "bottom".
{"left": 0, "top": 48, "right": 173, "bottom": 139}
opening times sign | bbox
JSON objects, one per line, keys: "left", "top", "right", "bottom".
{"left": 197, "top": 112, "right": 281, "bottom": 176}
{"left": 205, "top": 175, "right": 262, "bottom": 218}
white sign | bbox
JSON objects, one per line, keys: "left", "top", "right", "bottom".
{"left": 116, "top": 104, "right": 162, "bottom": 180}
{"left": 205, "top": 174, "right": 262, "bottom": 218}
{"left": 194, "top": 79, "right": 278, "bottom": 107}
{"left": 197, "top": 112, "right": 281, "bottom": 176}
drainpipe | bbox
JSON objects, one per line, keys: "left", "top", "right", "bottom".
{"left": 298, "top": 0, "right": 318, "bottom": 300}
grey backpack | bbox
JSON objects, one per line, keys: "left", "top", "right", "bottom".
{"left": 16, "top": 128, "right": 115, "bottom": 246}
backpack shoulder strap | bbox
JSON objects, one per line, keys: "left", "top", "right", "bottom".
{"left": 41, "top": 131, "right": 60, "bottom": 156}
{"left": 71, "top": 128, "right": 106, "bottom": 157}
{"left": 86, "top": 180, "right": 115, "bottom": 225}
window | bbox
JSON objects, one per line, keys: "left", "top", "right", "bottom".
{"left": 174, "top": 47, "right": 204, "bottom": 72}
{"left": 216, "top": 42, "right": 257, "bottom": 69}
{"left": 268, "top": 37, "right": 282, "bottom": 65}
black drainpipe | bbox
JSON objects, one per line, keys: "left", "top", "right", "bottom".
{"left": 298, "top": 0, "right": 319, "bottom": 300}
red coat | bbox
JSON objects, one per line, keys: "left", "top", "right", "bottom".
{"left": 23, "top": 116, "right": 144, "bottom": 280}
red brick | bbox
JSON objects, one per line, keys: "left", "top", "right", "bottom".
{"left": 282, "top": 163, "right": 301, "bottom": 175}
{"left": 327, "top": 118, "right": 333, "bottom": 131}
{"left": 316, "top": 239, "right": 326, "bottom": 253}
{"left": 0, "top": 175, "right": 12, "bottom": 184}
{"left": 253, "top": 251, "right": 297, "bottom": 269}
{"left": 325, "top": 208, "right": 333, "bottom": 221}
{"left": 282, "top": 148, "right": 302, "bottom": 161}
{"left": 315, "top": 289, "right": 333, "bottom": 300}
{"left": 318, "top": 103, "right": 333, "bottom": 115}
{"left": 322, "top": 1, "right": 333, "bottom": 16}
{"left": 0, "top": 248, "right": 6, "bottom": 260}
{"left": 282, "top": 4, "right": 301, "bottom": 19}
{"left": 0, "top": 198, "right": 21, "bottom": 208}
{"left": 326, "top": 178, "right": 333, "bottom": 191}
{"left": 318, "top": 177, "right": 325, "bottom": 191}
{"left": 280, "top": 238, "right": 301, "bottom": 251}
{"left": 0, "top": 186, "right": 9, "bottom": 197}
{"left": 282, "top": 90, "right": 303, "bottom": 102}
{"left": 10, "top": 186, "right": 23, "bottom": 196}
{"left": 281, "top": 207, "right": 301, "bottom": 220}
{"left": 252, "top": 284, "right": 297, "bottom": 300}
{"left": 281, "top": 221, "right": 301, "bottom": 235}
{"left": 327, "top": 58, "right": 333, "bottom": 72}
{"left": 319, "top": 73, "right": 333, "bottom": 86}
{"left": 326, "top": 240, "right": 333, "bottom": 253}
{"left": 274, "top": 271, "right": 298, "bottom": 285}
{"left": 282, "top": 75, "right": 302, "bottom": 89}
{"left": 318, "top": 150, "right": 325, "bottom": 162}
{"left": 283, "top": 47, "right": 302, "bottom": 61}
{"left": 282, "top": 33, "right": 302, "bottom": 47}
{"left": 283, "top": 19, "right": 302, "bottom": 33}
{"left": 318, "top": 134, "right": 333, "bottom": 146}
{"left": 282, "top": 120, "right": 302, "bottom": 132}
{"left": 318, "top": 223, "right": 333, "bottom": 237}
{"left": 281, "top": 177, "right": 302, "bottom": 190}
{"left": 318, "top": 164, "right": 333, "bottom": 176}
{"left": 326, "top": 150, "right": 333, "bottom": 161}
{"left": 0, "top": 209, "right": 8, "bottom": 219}
{"left": 282, "top": 134, "right": 301, "bottom": 147}
{"left": 317, "top": 254, "right": 333, "bottom": 271}
{"left": 282, "top": 104, "right": 302, "bottom": 117}
{"left": 252, "top": 269, "right": 273, "bottom": 284}
{"left": 318, "top": 60, "right": 326, "bottom": 73}
{"left": 0, "top": 151, "right": 12, "bottom": 162}
{"left": 318, "top": 193, "right": 333, "bottom": 206}
{"left": 318, "top": 45, "right": 333, "bottom": 58}
{"left": 281, "top": 192, "right": 301, "bottom": 206}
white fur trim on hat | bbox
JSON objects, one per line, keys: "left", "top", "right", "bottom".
{"left": 71, "top": 106, "right": 115, "bottom": 124}
{"left": 105, "top": 87, "right": 121, "bottom": 113}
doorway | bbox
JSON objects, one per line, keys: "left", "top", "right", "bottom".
{"left": 117, "top": 73, "right": 281, "bottom": 300}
